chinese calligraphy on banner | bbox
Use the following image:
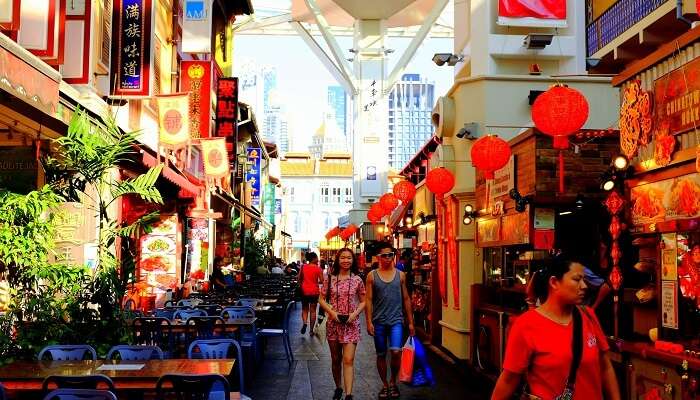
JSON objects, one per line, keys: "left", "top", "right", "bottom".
{"left": 180, "top": 60, "right": 212, "bottom": 139}
{"left": 498, "top": 0, "right": 566, "bottom": 27}
{"left": 156, "top": 94, "right": 190, "bottom": 149}
{"left": 200, "top": 138, "right": 229, "bottom": 179}
{"left": 215, "top": 78, "right": 238, "bottom": 138}
{"left": 246, "top": 148, "right": 261, "bottom": 208}
{"left": 110, "top": 0, "right": 152, "bottom": 97}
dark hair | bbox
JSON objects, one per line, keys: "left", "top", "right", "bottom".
{"left": 533, "top": 255, "right": 580, "bottom": 302}
{"left": 213, "top": 257, "right": 223, "bottom": 268}
{"left": 331, "top": 248, "right": 359, "bottom": 276}
{"left": 375, "top": 242, "right": 395, "bottom": 255}
{"left": 305, "top": 252, "right": 318, "bottom": 263}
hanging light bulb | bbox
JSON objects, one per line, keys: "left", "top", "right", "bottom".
{"left": 613, "top": 155, "right": 629, "bottom": 170}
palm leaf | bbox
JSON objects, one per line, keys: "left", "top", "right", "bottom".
{"left": 110, "top": 165, "right": 163, "bottom": 204}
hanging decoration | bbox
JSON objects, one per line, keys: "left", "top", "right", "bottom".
{"left": 339, "top": 224, "right": 358, "bottom": 241}
{"left": 325, "top": 226, "right": 342, "bottom": 240}
{"left": 532, "top": 85, "right": 589, "bottom": 192}
{"left": 393, "top": 180, "right": 417, "bottom": 203}
{"left": 619, "top": 80, "right": 653, "bottom": 159}
{"left": 426, "top": 167, "right": 455, "bottom": 198}
{"left": 696, "top": 145, "right": 700, "bottom": 173}
{"left": 368, "top": 203, "right": 385, "bottom": 223}
{"left": 654, "top": 121, "right": 676, "bottom": 167}
{"left": 470, "top": 135, "right": 511, "bottom": 179}
{"left": 379, "top": 193, "right": 400, "bottom": 213}
{"left": 445, "top": 197, "right": 459, "bottom": 309}
{"left": 201, "top": 138, "right": 229, "bottom": 188}
{"left": 157, "top": 93, "right": 191, "bottom": 149}
{"left": 604, "top": 190, "right": 626, "bottom": 337}
{"left": 436, "top": 199, "right": 447, "bottom": 306}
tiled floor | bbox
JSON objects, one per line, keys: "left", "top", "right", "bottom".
{"left": 248, "top": 304, "right": 490, "bottom": 400}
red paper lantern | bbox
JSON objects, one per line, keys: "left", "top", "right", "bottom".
{"left": 379, "top": 193, "right": 399, "bottom": 213}
{"left": 609, "top": 266, "right": 623, "bottom": 291}
{"left": 339, "top": 224, "right": 358, "bottom": 241}
{"left": 393, "top": 180, "right": 417, "bottom": 203}
{"left": 470, "top": 135, "right": 511, "bottom": 179}
{"left": 425, "top": 167, "right": 455, "bottom": 197}
{"left": 609, "top": 216, "right": 622, "bottom": 241}
{"left": 325, "top": 226, "right": 342, "bottom": 240}
{"left": 532, "top": 85, "right": 589, "bottom": 148}
{"left": 371, "top": 203, "right": 386, "bottom": 217}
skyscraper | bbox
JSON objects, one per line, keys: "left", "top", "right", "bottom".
{"left": 327, "top": 86, "right": 347, "bottom": 135}
{"left": 387, "top": 74, "right": 435, "bottom": 170}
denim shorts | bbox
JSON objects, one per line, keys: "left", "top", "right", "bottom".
{"left": 373, "top": 322, "right": 403, "bottom": 356}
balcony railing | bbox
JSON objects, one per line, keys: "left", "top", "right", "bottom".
{"left": 587, "top": 0, "right": 668, "bottom": 56}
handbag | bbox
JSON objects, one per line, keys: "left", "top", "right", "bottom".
{"left": 519, "top": 307, "right": 583, "bottom": 400}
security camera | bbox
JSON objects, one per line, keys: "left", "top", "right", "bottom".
{"left": 432, "top": 53, "right": 452, "bottom": 66}
{"left": 586, "top": 57, "right": 601, "bottom": 68}
{"left": 456, "top": 122, "right": 479, "bottom": 139}
{"left": 523, "top": 33, "right": 554, "bottom": 50}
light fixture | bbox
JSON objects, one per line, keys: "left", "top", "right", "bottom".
{"left": 559, "top": 211, "right": 573, "bottom": 216}
{"left": 575, "top": 195, "right": 584, "bottom": 209}
{"left": 432, "top": 53, "right": 464, "bottom": 66}
{"left": 523, "top": 33, "right": 554, "bottom": 50}
{"left": 462, "top": 204, "right": 477, "bottom": 225}
{"left": 463, "top": 215, "right": 473, "bottom": 225}
{"left": 613, "top": 155, "right": 629, "bottom": 170}
{"left": 600, "top": 168, "right": 618, "bottom": 191}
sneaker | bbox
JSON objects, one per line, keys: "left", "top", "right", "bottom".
{"left": 332, "top": 388, "right": 343, "bottom": 400}
{"left": 301, "top": 324, "right": 307, "bottom": 334}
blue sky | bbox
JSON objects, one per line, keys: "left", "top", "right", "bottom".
{"left": 233, "top": 34, "right": 455, "bottom": 150}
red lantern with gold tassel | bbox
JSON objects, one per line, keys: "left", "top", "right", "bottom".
{"left": 532, "top": 85, "right": 589, "bottom": 192}
{"left": 379, "top": 193, "right": 399, "bottom": 213}
{"left": 425, "top": 167, "right": 455, "bottom": 198}
{"left": 393, "top": 180, "right": 416, "bottom": 203}
{"left": 471, "top": 135, "right": 512, "bottom": 179}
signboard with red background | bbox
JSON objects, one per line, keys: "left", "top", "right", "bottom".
{"left": 180, "top": 60, "right": 212, "bottom": 139}
{"left": 654, "top": 56, "right": 700, "bottom": 137}
{"left": 498, "top": 0, "right": 566, "bottom": 19}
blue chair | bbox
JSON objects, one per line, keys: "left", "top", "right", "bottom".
{"left": 38, "top": 345, "right": 97, "bottom": 361}
{"left": 155, "top": 374, "right": 229, "bottom": 400}
{"left": 132, "top": 317, "right": 174, "bottom": 357}
{"left": 187, "top": 339, "right": 249, "bottom": 399}
{"left": 154, "top": 308, "right": 176, "bottom": 320}
{"left": 0, "top": 382, "right": 6, "bottom": 400}
{"left": 221, "top": 306, "right": 255, "bottom": 320}
{"left": 173, "top": 308, "right": 207, "bottom": 320}
{"left": 177, "top": 298, "right": 202, "bottom": 308}
{"left": 236, "top": 298, "right": 263, "bottom": 308}
{"left": 43, "top": 389, "right": 117, "bottom": 400}
{"left": 221, "top": 307, "right": 258, "bottom": 361}
{"left": 185, "top": 316, "right": 226, "bottom": 344}
{"left": 106, "top": 345, "right": 163, "bottom": 361}
{"left": 42, "top": 375, "right": 114, "bottom": 393}
{"left": 258, "top": 301, "right": 295, "bottom": 365}
{"left": 196, "top": 304, "right": 222, "bottom": 316}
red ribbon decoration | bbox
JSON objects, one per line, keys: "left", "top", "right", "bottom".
{"left": 436, "top": 199, "right": 447, "bottom": 306}
{"left": 445, "top": 197, "right": 460, "bottom": 309}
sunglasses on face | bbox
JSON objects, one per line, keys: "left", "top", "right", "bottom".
{"left": 379, "top": 253, "right": 395, "bottom": 259}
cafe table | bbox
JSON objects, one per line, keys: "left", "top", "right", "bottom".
{"left": 0, "top": 359, "right": 234, "bottom": 393}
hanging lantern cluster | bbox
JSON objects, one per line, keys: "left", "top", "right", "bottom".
{"left": 532, "top": 85, "right": 589, "bottom": 192}
{"left": 604, "top": 190, "right": 626, "bottom": 337}
{"left": 425, "top": 167, "right": 455, "bottom": 198}
{"left": 367, "top": 203, "right": 385, "bottom": 224}
{"left": 339, "top": 224, "right": 358, "bottom": 241}
{"left": 393, "top": 180, "right": 417, "bottom": 203}
{"left": 379, "top": 193, "right": 399, "bottom": 214}
{"left": 325, "top": 226, "right": 342, "bottom": 241}
{"left": 471, "top": 135, "right": 512, "bottom": 179}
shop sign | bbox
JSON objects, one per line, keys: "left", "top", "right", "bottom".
{"left": 245, "top": 147, "right": 261, "bottom": 208}
{"left": 630, "top": 172, "right": 700, "bottom": 226}
{"left": 182, "top": 0, "right": 213, "bottom": 53}
{"left": 477, "top": 217, "right": 501, "bottom": 246}
{"left": 51, "top": 202, "right": 97, "bottom": 266}
{"left": 661, "top": 233, "right": 678, "bottom": 280}
{"left": 501, "top": 209, "right": 530, "bottom": 246}
{"left": 180, "top": 60, "right": 212, "bottom": 139}
{"left": 661, "top": 280, "right": 679, "bottom": 329}
{"left": 156, "top": 93, "right": 190, "bottom": 149}
{"left": 0, "top": 45, "right": 59, "bottom": 115}
{"left": 263, "top": 183, "right": 275, "bottom": 225}
{"left": 534, "top": 208, "right": 555, "bottom": 230}
{"left": 139, "top": 214, "right": 179, "bottom": 298}
{"left": 654, "top": 56, "right": 700, "bottom": 136}
{"left": 487, "top": 156, "right": 515, "bottom": 202}
{"left": 110, "top": 0, "right": 153, "bottom": 97}
{"left": 215, "top": 78, "right": 238, "bottom": 138}
{"left": 497, "top": 0, "right": 566, "bottom": 27}
{"left": 274, "top": 199, "right": 282, "bottom": 214}
{"left": 185, "top": 218, "right": 208, "bottom": 279}
{"left": 0, "top": 146, "right": 37, "bottom": 194}
{"left": 201, "top": 137, "right": 229, "bottom": 179}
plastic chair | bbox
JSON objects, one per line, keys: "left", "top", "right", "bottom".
{"left": 42, "top": 375, "right": 115, "bottom": 392}
{"left": 187, "top": 339, "right": 248, "bottom": 398}
{"left": 196, "top": 304, "right": 223, "bottom": 316}
{"left": 154, "top": 308, "right": 176, "bottom": 320}
{"left": 221, "top": 306, "right": 255, "bottom": 320}
{"left": 185, "top": 316, "right": 226, "bottom": 344}
{"left": 258, "top": 301, "right": 295, "bottom": 365}
{"left": 0, "top": 382, "right": 6, "bottom": 400}
{"left": 220, "top": 307, "right": 258, "bottom": 360}
{"left": 106, "top": 345, "right": 164, "bottom": 361}
{"left": 177, "top": 298, "right": 203, "bottom": 308}
{"left": 132, "top": 317, "right": 174, "bottom": 357}
{"left": 43, "top": 389, "right": 117, "bottom": 400}
{"left": 155, "top": 374, "right": 229, "bottom": 400}
{"left": 38, "top": 345, "right": 97, "bottom": 361}
{"left": 235, "top": 298, "right": 263, "bottom": 309}
{"left": 173, "top": 309, "right": 207, "bottom": 320}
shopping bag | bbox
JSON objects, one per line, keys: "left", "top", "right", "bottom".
{"left": 398, "top": 336, "right": 415, "bottom": 383}
{"left": 410, "top": 338, "right": 435, "bottom": 386}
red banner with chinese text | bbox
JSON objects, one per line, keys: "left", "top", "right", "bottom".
{"left": 180, "top": 60, "right": 212, "bottom": 139}
{"left": 436, "top": 199, "right": 447, "bottom": 307}
{"left": 215, "top": 78, "right": 238, "bottom": 138}
{"left": 446, "top": 197, "right": 460, "bottom": 310}
{"left": 498, "top": 0, "right": 566, "bottom": 19}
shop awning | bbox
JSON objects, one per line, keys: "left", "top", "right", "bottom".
{"left": 141, "top": 151, "right": 203, "bottom": 196}
{"left": 212, "top": 188, "right": 273, "bottom": 229}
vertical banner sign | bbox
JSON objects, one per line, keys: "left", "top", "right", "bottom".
{"left": 110, "top": 0, "right": 152, "bottom": 97}
{"left": 446, "top": 197, "right": 460, "bottom": 310}
{"left": 156, "top": 94, "right": 190, "bottom": 149}
{"left": 180, "top": 60, "right": 212, "bottom": 139}
{"left": 436, "top": 199, "right": 447, "bottom": 307}
{"left": 182, "top": 0, "right": 213, "bottom": 53}
{"left": 200, "top": 138, "right": 229, "bottom": 179}
{"left": 215, "top": 78, "right": 238, "bottom": 138}
{"left": 246, "top": 148, "right": 262, "bottom": 208}
{"left": 264, "top": 183, "right": 275, "bottom": 224}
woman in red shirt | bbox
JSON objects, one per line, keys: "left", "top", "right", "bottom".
{"left": 299, "top": 251, "right": 323, "bottom": 335}
{"left": 492, "top": 256, "right": 621, "bottom": 400}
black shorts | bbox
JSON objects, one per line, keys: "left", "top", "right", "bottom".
{"left": 301, "top": 294, "right": 318, "bottom": 306}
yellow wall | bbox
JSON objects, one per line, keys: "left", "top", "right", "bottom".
{"left": 591, "top": 0, "right": 617, "bottom": 19}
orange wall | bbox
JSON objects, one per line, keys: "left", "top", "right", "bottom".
{"left": 592, "top": 0, "right": 618, "bottom": 20}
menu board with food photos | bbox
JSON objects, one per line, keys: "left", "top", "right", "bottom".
{"left": 139, "top": 214, "right": 179, "bottom": 296}
{"left": 631, "top": 173, "right": 700, "bottom": 226}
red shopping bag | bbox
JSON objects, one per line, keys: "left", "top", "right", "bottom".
{"left": 398, "top": 336, "right": 415, "bottom": 383}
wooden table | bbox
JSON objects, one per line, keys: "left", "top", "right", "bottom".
{"left": 0, "top": 359, "right": 235, "bottom": 392}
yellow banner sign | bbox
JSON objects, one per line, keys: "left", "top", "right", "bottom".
{"left": 157, "top": 93, "right": 190, "bottom": 148}
{"left": 201, "top": 138, "right": 229, "bottom": 178}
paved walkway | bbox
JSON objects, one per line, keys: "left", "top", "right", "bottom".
{"left": 248, "top": 304, "right": 490, "bottom": 400}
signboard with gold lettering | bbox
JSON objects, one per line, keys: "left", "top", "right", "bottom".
{"left": 654, "top": 56, "right": 700, "bottom": 136}
{"left": 51, "top": 202, "right": 97, "bottom": 266}
{"left": 180, "top": 60, "right": 212, "bottom": 138}
{"left": 110, "top": 0, "right": 153, "bottom": 97}
{"left": 0, "top": 147, "right": 37, "bottom": 194}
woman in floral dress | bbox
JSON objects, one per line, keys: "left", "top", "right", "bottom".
{"left": 319, "top": 248, "right": 366, "bottom": 400}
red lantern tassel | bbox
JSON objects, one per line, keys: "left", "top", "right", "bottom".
{"left": 558, "top": 151, "right": 564, "bottom": 193}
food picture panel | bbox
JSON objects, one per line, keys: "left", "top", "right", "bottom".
{"left": 631, "top": 173, "right": 700, "bottom": 226}
{"left": 677, "top": 232, "right": 700, "bottom": 308}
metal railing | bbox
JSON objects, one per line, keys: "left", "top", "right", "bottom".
{"left": 587, "top": 0, "right": 668, "bottom": 56}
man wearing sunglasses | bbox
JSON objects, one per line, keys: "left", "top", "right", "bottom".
{"left": 365, "top": 242, "right": 415, "bottom": 399}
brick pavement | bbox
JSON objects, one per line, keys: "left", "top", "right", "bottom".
{"left": 248, "top": 304, "right": 490, "bottom": 400}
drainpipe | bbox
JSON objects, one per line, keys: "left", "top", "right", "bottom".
{"left": 677, "top": 0, "right": 693, "bottom": 26}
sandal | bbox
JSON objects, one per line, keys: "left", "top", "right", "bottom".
{"left": 332, "top": 388, "right": 343, "bottom": 400}
{"left": 378, "top": 387, "right": 390, "bottom": 400}
{"left": 389, "top": 385, "right": 400, "bottom": 399}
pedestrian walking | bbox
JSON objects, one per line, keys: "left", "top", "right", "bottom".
{"left": 318, "top": 248, "right": 366, "bottom": 400}
{"left": 299, "top": 252, "right": 323, "bottom": 335}
{"left": 491, "top": 255, "right": 620, "bottom": 400}
{"left": 365, "top": 242, "right": 415, "bottom": 399}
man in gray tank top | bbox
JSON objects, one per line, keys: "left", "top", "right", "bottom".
{"left": 365, "top": 242, "right": 415, "bottom": 399}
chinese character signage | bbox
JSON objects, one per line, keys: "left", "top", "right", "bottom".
{"left": 498, "top": 0, "right": 566, "bottom": 27}
{"left": 110, "top": 0, "right": 152, "bottom": 97}
{"left": 0, "top": 146, "right": 37, "bottom": 194}
{"left": 182, "top": 0, "right": 213, "bottom": 53}
{"left": 246, "top": 148, "right": 261, "bottom": 208}
{"left": 264, "top": 183, "right": 275, "bottom": 224}
{"left": 180, "top": 60, "right": 212, "bottom": 138}
{"left": 215, "top": 77, "right": 238, "bottom": 138}
{"left": 201, "top": 138, "right": 229, "bottom": 179}
{"left": 156, "top": 93, "right": 190, "bottom": 149}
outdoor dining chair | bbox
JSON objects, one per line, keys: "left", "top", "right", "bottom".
{"left": 42, "top": 375, "right": 115, "bottom": 393}
{"left": 155, "top": 373, "right": 230, "bottom": 400}
{"left": 0, "top": 382, "right": 5, "bottom": 400}
{"left": 38, "top": 345, "right": 97, "bottom": 361}
{"left": 105, "top": 345, "right": 164, "bottom": 361}
{"left": 177, "top": 298, "right": 203, "bottom": 308}
{"left": 220, "top": 307, "right": 255, "bottom": 320}
{"left": 185, "top": 316, "right": 226, "bottom": 345}
{"left": 43, "top": 389, "right": 117, "bottom": 400}
{"left": 220, "top": 307, "right": 258, "bottom": 361}
{"left": 187, "top": 339, "right": 249, "bottom": 399}
{"left": 173, "top": 308, "right": 207, "bottom": 320}
{"left": 132, "top": 317, "right": 174, "bottom": 357}
{"left": 235, "top": 299, "right": 263, "bottom": 309}
{"left": 196, "top": 304, "right": 223, "bottom": 316}
{"left": 258, "top": 301, "right": 295, "bottom": 365}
